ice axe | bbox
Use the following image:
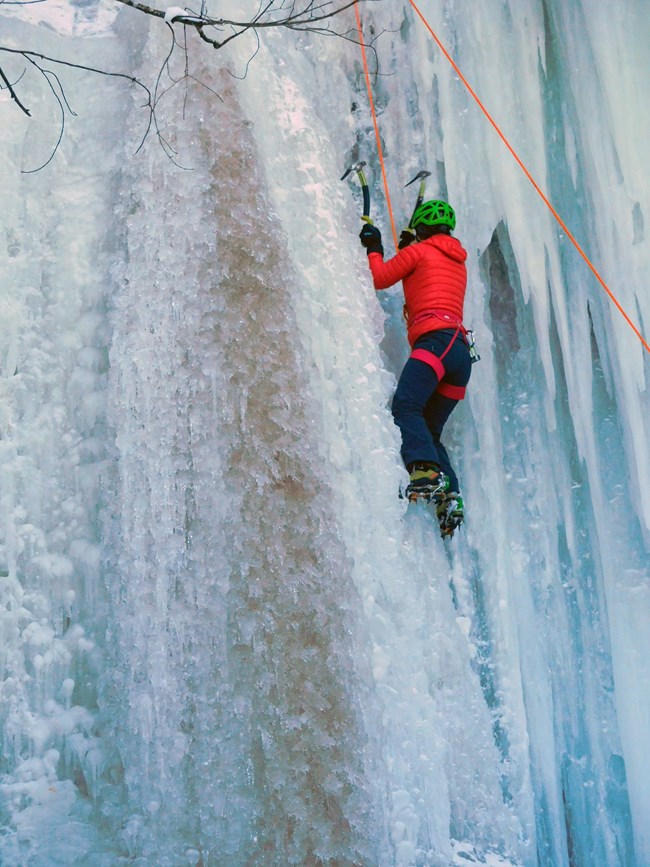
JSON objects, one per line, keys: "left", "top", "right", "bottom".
{"left": 341, "top": 161, "right": 372, "bottom": 224}
{"left": 405, "top": 170, "right": 431, "bottom": 229}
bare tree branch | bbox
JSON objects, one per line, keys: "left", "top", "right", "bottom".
{"left": 113, "top": 0, "right": 166, "bottom": 20}
{"left": 0, "top": 63, "right": 31, "bottom": 115}
{"left": 0, "top": 47, "right": 154, "bottom": 170}
{"left": 0, "top": 0, "right": 382, "bottom": 169}
{"left": 0, "top": 47, "right": 153, "bottom": 107}
{"left": 114, "top": 0, "right": 372, "bottom": 36}
{"left": 21, "top": 54, "right": 69, "bottom": 171}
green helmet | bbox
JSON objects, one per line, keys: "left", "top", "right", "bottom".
{"left": 412, "top": 199, "right": 456, "bottom": 230}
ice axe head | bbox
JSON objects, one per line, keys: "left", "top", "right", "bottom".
{"left": 341, "top": 161, "right": 371, "bottom": 223}
{"left": 340, "top": 160, "right": 367, "bottom": 181}
{"left": 405, "top": 170, "right": 431, "bottom": 188}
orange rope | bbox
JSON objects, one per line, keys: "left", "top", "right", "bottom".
{"left": 354, "top": 1, "right": 398, "bottom": 248}
{"left": 407, "top": 0, "right": 650, "bottom": 355}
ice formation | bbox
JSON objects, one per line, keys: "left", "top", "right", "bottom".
{"left": 0, "top": 0, "right": 648, "bottom": 864}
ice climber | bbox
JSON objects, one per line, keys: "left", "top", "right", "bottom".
{"left": 359, "top": 199, "right": 472, "bottom": 534}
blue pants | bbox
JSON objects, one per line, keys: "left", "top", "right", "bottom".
{"left": 392, "top": 329, "right": 472, "bottom": 492}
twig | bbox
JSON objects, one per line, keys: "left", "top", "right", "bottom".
{"left": 0, "top": 63, "right": 31, "bottom": 115}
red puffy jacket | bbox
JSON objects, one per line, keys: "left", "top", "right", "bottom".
{"left": 368, "top": 234, "right": 468, "bottom": 347}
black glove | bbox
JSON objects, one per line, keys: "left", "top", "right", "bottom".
{"left": 359, "top": 224, "right": 384, "bottom": 255}
{"left": 398, "top": 229, "right": 416, "bottom": 249}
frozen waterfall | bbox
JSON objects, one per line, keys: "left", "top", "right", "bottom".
{"left": 1, "top": 0, "right": 648, "bottom": 864}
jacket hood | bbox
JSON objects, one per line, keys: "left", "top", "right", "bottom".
{"left": 422, "top": 234, "right": 467, "bottom": 263}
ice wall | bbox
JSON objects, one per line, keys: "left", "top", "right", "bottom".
{"left": 0, "top": 14, "right": 131, "bottom": 864}
{"left": 1, "top": 0, "right": 649, "bottom": 865}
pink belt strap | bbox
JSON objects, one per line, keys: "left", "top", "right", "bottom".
{"left": 437, "top": 382, "right": 467, "bottom": 400}
{"left": 406, "top": 308, "right": 465, "bottom": 331}
{"left": 409, "top": 327, "right": 467, "bottom": 400}
{"left": 411, "top": 348, "right": 445, "bottom": 379}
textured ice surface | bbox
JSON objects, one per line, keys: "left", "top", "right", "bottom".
{"left": 0, "top": 0, "right": 648, "bottom": 864}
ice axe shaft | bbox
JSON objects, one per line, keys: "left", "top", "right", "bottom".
{"left": 405, "top": 170, "right": 431, "bottom": 228}
{"left": 341, "top": 160, "right": 372, "bottom": 224}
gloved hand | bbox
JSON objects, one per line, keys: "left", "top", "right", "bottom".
{"left": 359, "top": 223, "right": 384, "bottom": 255}
{"left": 398, "top": 228, "right": 416, "bottom": 249}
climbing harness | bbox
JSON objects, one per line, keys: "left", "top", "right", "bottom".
{"left": 466, "top": 329, "right": 481, "bottom": 364}
{"left": 404, "top": 307, "right": 463, "bottom": 331}
{"left": 410, "top": 324, "right": 468, "bottom": 400}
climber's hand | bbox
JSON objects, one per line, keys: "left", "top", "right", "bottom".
{"left": 359, "top": 224, "right": 384, "bottom": 255}
{"left": 398, "top": 229, "right": 416, "bottom": 249}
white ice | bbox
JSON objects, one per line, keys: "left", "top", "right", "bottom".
{"left": 0, "top": 0, "right": 648, "bottom": 864}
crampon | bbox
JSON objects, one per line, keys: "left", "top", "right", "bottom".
{"left": 435, "top": 493, "right": 464, "bottom": 537}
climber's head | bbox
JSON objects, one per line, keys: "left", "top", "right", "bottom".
{"left": 412, "top": 199, "right": 456, "bottom": 239}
